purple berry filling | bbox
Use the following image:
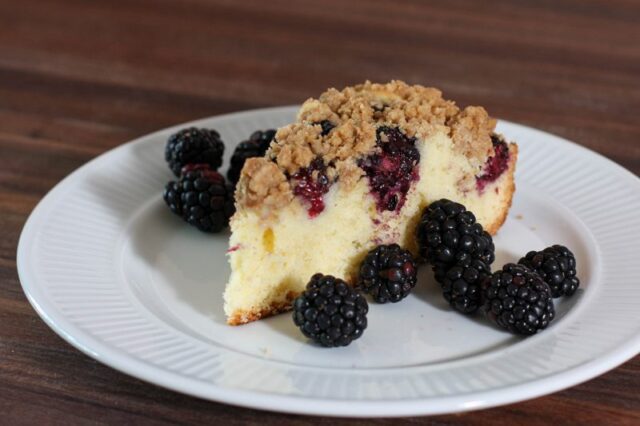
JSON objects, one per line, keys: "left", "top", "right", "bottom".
{"left": 476, "top": 136, "right": 510, "bottom": 193}
{"left": 291, "top": 158, "right": 332, "bottom": 218}
{"left": 358, "top": 126, "right": 420, "bottom": 212}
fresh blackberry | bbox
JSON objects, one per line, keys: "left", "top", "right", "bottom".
{"left": 227, "top": 129, "right": 276, "bottom": 184}
{"left": 358, "top": 244, "right": 417, "bottom": 303}
{"left": 165, "top": 127, "right": 225, "bottom": 176}
{"left": 163, "top": 164, "right": 235, "bottom": 233}
{"left": 250, "top": 129, "right": 277, "bottom": 151}
{"left": 434, "top": 253, "right": 491, "bottom": 314}
{"left": 416, "top": 199, "right": 495, "bottom": 267}
{"left": 482, "top": 263, "right": 555, "bottom": 335}
{"left": 518, "top": 245, "right": 580, "bottom": 297}
{"left": 292, "top": 274, "right": 368, "bottom": 347}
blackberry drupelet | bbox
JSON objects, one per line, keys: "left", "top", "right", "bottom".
{"left": 292, "top": 274, "right": 368, "bottom": 347}
{"left": 518, "top": 245, "right": 580, "bottom": 297}
{"left": 434, "top": 253, "right": 491, "bottom": 314}
{"left": 227, "top": 129, "right": 276, "bottom": 184}
{"left": 163, "top": 164, "right": 235, "bottom": 233}
{"left": 482, "top": 263, "right": 555, "bottom": 335}
{"left": 358, "top": 244, "right": 417, "bottom": 303}
{"left": 416, "top": 199, "right": 495, "bottom": 267}
{"left": 163, "top": 180, "right": 184, "bottom": 216}
{"left": 478, "top": 230, "right": 496, "bottom": 265}
{"left": 165, "top": 127, "right": 225, "bottom": 176}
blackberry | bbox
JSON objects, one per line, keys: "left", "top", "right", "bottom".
{"left": 416, "top": 199, "right": 495, "bottom": 267}
{"left": 358, "top": 244, "right": 417, "bottom": 303}
{"left": 163, "top": 164, "right": 235, "bottom": 233}
{"left": 482, "top": 263, "right": 555, "bottom": 335}
{"left": 227, "top": 129, "right": 276, "bottom": 184}
{"left": 358, "top": 126, "right": 420, "bottom": 212}
{"left": 476, "top": 134, "right": 511, "bottom": 192}
{"left": 292, "top": 274, "right": 368, "bottom": 347}
{"left": 434, "top": 253, "right": 491, "bottom": 314}
{"left": 291, "top": 158, "right": 332, "bottom": 218}
{"left": 315, "top": 120, "right": 335, "bottom": 136}
{"left": 518, "top": 245, "right": 580, "bottom": 297}
{"left": 165, "top": 127, "right": 225, "bottom": 176}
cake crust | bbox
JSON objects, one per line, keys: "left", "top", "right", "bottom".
{"left": 227, "top": 291, "right": 297, "bottom": 326}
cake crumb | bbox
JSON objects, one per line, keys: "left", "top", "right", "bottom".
{"left": 235, "top": 158, "right": 293, "bottom": 217}
{"left": 448, "top": 106, "right": 495, "bottom": 168}
{"left": 335, "top": 160, "right": 364, "bottom": 191}
{"left": 516, "top": 214, "right": 524, "bottom": 220}
{"left": 268, "top": 124, "right": 320, "bottom": 173}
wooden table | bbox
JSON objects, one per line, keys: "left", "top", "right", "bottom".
{"left": 1, "top": 0, "right": 639, "bottom": 424}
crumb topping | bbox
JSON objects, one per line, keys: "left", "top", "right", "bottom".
{"left": 334, "top": 160, "right": 364, "bottom": 191}
{"left": 234, "top": 158, "right": 292, "bottom": 218}
{"left": 448, "top": 106, "right": 496, "bottom": 169}
{"left": 234, "top": 80, "right": 499, "bottom": 218}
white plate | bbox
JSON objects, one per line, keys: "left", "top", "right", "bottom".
{"left": 18, "top": 106, "right": 640, "bottom": 417}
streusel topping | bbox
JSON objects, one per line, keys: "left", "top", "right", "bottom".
{"left": 234, "top": 158, "right": 292, "bottom": 218}
{"left": 235, "top": 80, "right": 498, "bottom": 216}
{"left": 448, "top": 106, "right": 496, "bottom": 169}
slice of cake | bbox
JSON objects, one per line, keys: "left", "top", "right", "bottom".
{"left": 224, "top": 81, "right": 518, "bottom": 325}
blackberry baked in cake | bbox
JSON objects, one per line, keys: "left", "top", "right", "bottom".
{"left": 224, "top": 81, "right": 518, "bottom": 325}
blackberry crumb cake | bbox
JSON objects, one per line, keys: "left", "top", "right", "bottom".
{"left": 224, "top": 81, "right": 518, "bottom": 325}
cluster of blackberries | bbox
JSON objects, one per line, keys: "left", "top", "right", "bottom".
{"left": 162, "top": 127, "right": 275, "bottom": 233}
{"left": 417, "top": 199, "right": 495, "bottom": 315}
{"left": 293, "top": 199, "right": 581, "bottom": 347}
{"left": 416, "top": 199, "right": 580, "bottom": 336}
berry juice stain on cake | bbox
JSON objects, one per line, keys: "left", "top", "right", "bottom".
{"left": 227, "top": 244, "right": 241, "bottom": 253}
{"left": 476, "top": 135, "right": 510, "bottom": 193}
{"left": 359, "top": 126, "right": 420, "bottom": 212}
{"left": 291, "top": 158, "right": 332, "bottom": 218}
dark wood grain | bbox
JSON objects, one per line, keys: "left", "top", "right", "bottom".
{"left": 1, "top": 0, "right": 639, "bottom": 424}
